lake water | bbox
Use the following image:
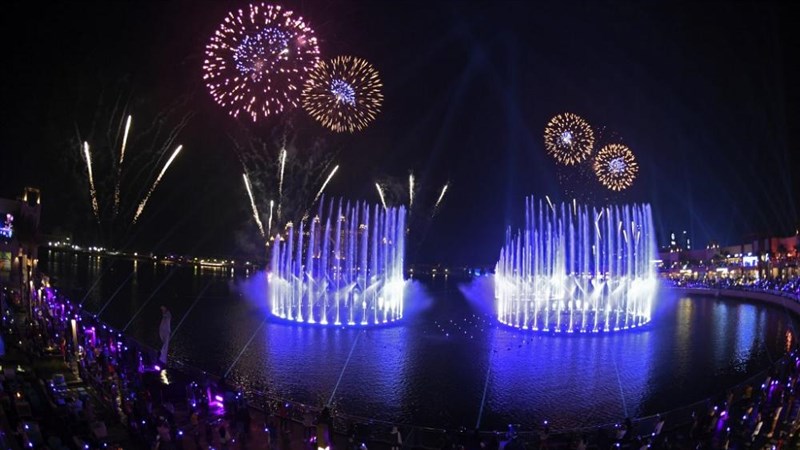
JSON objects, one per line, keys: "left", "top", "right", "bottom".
{"left": 41, "top": 249, "right": 798, "bottom": 431}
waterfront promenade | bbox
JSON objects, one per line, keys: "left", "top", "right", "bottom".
{"left": 4, "top": 279, "right": 800, "bottom": 449}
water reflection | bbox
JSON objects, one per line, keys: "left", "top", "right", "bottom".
{"left": 41, "top": 250, "right": 798, "bottom": 430}
{"left": 670, "top": 297, "right": 694, "bottom": 383}
{"left": 735, "top": 301, "right": 757, "bottom": 367}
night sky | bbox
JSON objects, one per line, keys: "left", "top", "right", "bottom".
{"left": 1, "top": 0, "right": 798, "bottom": 265}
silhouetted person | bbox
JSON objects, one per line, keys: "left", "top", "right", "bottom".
{"left": 390, "top": 426, "right": 403, "bottom": 450}
{"left": 317, "top": 406, "right": 332, "bottom": 450}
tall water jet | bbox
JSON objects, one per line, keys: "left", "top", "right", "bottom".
{"left": 269, "top": 198, "right": 406, "bottom": 326}
{"left": 495, "top": 197, "right": 658, "bottom": 332}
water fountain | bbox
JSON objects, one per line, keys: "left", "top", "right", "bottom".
{"left": 495, "top": 197, "right": 658, "bottom": 332}
{"left": 269, "top": 198, "right": 406, "bottom": 326}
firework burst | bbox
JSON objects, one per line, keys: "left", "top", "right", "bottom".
{"left": 203, "top": 3, "right": 320, "bottom": 122}
{"left": 593, "top": 143, "right": 638, "bottom": 191}
{"left": 544, "top": 112, "right": 595, "bottom": 165}
{"left": 301, "top": 56, "right": 383, "bottom": 132}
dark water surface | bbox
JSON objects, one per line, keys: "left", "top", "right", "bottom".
{"left": 41, "top": 250, "right": 798, "bottom": 430}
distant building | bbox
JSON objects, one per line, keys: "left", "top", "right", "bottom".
{"left": 662, "top": 229, "right": 692, "bottom": 252}
{"left": 0, "top": 187, "right": 41, "bottom": 292}
{"left": 663, "top": 230, "right": 680, "bottom": 252}
{"left": 658, "top": 231, "right": 799, "bottom": 280}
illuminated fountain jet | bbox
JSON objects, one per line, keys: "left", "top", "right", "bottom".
{"left": 269, "top": 198, "right": 406, "bottom": 326}
{"left": 495, "top": 196, "right": 658, "bottom": 332}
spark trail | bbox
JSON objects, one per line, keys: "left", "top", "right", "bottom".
{"left": 545, "top": 195, "right": 555, "bottom": 213}
{"left": 113, "top": 115, "right": 132, "bottom": 217}
{"left": 409, "top": 173, "right": 415, "bottom": 209}
{"left": 433, "top": 183, "right": 449, "bottom": 212}
{"left": 243, "top": 173, "right": 265, "bottom": 237}
{"left": 311, "top": 165, "right": 339, "bottom": 206}
{"left": 268, "top": 200, "right": 274, "bottom": 237}
{"left": 133, "top": 145, "right": 183, "bottom": 223}
{"left": 375, "top": 183, "right": 388, "bottom": 210}
{"left": 83, "top": 142, "right": 100, "bottom": 222}
{"left": 277, "top": 148, "right": 286, "bottom": 218}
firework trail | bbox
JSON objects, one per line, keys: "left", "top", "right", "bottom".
{"left": 133, "top": 145, "right": 183, "bottom": 223}
{"left": 268, "top": 199, "right": 275, "bottom": 237}
{"left": 545, "top": 194, "right": 556, "bottom": 213}
{"left": 73, "top": 90, "right": 193, "bottom": 249}
{"left": 231, "top": 125, "right": 339, "bottom": 235}
{"left": 433, "top": 183, "right": 449, "bottom": 212}
{"left": 595, "top": 208, "right": 605, "bottom": 239}
{"left": 119, "top": 115, "right": 133, "bottom": 167}
{"left": 311, "top": 165, "right": 339, "bottom": 206}
{"left": 408, "top": 173, "right": 415, "bottom": 209}
{"left": 113, "top": 115, "right": 133, "bottom": 217}
{"left": 83, "top": 142, "right": 100, "bottom": 222}
{"left": 277, "top": 147, "right": 287, "bottom": 218}
{"left": 243, "top": 173, "right": 265, "bottom": 237}
{"left": 375, "top": 183, "right": 388, "bottom": 210}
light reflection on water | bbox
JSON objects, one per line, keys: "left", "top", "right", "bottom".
{"left": 42, "top": 250, "right": 797, "bottom": 430}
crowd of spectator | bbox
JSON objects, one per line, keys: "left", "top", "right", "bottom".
{"left": 1, "top": 281, "right": 187, "bottom": 448}
{"left": 669, "top": 275, "right": 800, "bottom": 300}
{"left": 1, "top": 279, "right": 348, "bottom": 449}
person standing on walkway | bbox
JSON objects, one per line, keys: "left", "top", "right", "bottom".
{"left": 653, "top": 415, "right": 665, "bottom": 436}
{"left": 390, "top": 426, "right": 402, "bottom": 450}
{"left": 219, "top": 423, "right": 231, "bottom": 450}
{"left": 281, "top": 424, "right": 292, "bottom": 450}
{"left": 303, "top": 407, "right": 316, "bottom": 441}
{"left": 317, "top": 406, "right": 332, "bottom": 450}
{"left": 190, "top": 410, "right": 201, "bottom": 448}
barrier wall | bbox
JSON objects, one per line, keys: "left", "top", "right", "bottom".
{"left": 670, "top": 286, "right": 800, "bottom": 317}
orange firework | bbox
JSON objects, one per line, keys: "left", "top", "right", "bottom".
{"left": 302, "top": 56, "right": 383, "bottom": 133}
{"left": 544, "top": 113, "right": 595, "bottom": 165}
{"left": 593, "top": 143, "right": 638, "bottom": 191}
